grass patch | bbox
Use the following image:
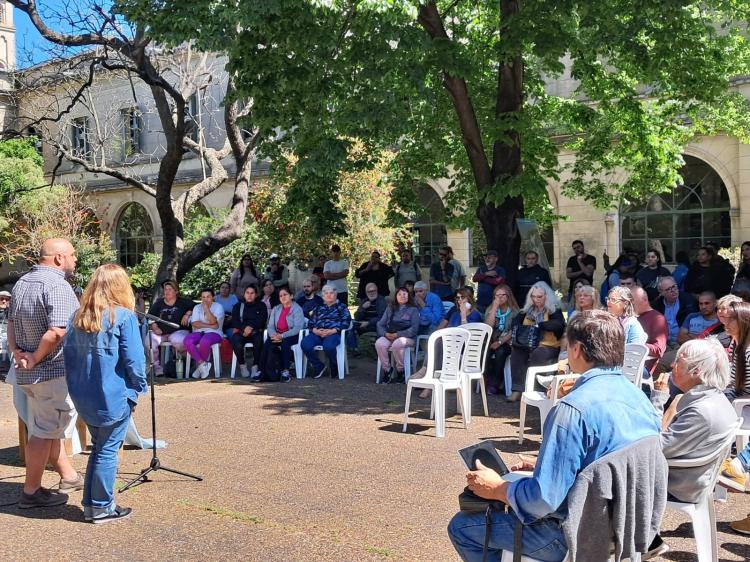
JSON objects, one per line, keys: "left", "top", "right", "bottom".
{"left": 384, "top": 400, "right": 400, "bottom": 406}
{"left": 177, "top": 499, "right": 263, "bottom": 523}
{"left": 364, "top": 544, "right": 396, "bottom": 558}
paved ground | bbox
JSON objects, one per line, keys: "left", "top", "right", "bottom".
{"left": 1, "top": 355, "right": 749, "bottom": 561}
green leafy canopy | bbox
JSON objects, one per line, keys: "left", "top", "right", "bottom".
{"left": 116, "top": 0, "right": 750, "bottom": 235}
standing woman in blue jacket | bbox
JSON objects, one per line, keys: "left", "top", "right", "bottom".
{"left": 63, "top": 263, "right": 147, "bottom": 524}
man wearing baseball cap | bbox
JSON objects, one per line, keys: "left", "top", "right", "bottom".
{"left": 472, "top": 250, "right": 506, "bottom": 313}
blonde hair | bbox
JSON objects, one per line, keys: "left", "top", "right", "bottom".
{"left": 73, "top": 263, "right": 135, "bottom": 332}
{"left": 522, "top": 281, "right": 559, "bottom": 314}
{"left": 574, "top": 285, "right": 600, "bottom": 312}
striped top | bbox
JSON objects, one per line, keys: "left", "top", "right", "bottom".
{"left": 726, "top": 341, "right": 750, "bottom": 401}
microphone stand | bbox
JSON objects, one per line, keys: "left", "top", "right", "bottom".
{"left": 119, "top": 311, "right": 203, "bottom": 493}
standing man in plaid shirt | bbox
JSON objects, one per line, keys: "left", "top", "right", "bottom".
{"left": 8, "top": 238, "right": 82, "bottom": 508}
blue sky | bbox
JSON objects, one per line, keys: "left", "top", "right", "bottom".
{"left": 13, "top": 2, "right": 117, "bottom": 68}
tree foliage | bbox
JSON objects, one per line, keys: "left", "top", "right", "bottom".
{"left": 129, "top": 148, "right": 410, "bottom": 297}
{"left": 117, "top": 0, "right": 750, "bottom": 273}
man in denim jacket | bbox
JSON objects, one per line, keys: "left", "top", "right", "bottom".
{"left": 449, "top": 310, "right": 660, "bottom": 561}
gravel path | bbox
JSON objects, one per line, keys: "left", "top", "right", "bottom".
{"left": 1, "top": 356, "right": 748, "bottom": 561}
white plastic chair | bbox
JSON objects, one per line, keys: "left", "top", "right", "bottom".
{"left": 665, "top": 419, "right": 742, "bottom": 562}
{"left": 518, "top": 364, "right": 559, "bottom": 444}
{"left": 229, "top": 341, "right": 254, "bottom": 379}
{"left": 415, "top": 333, "right": 430, "bottom": 366}
{"left": 459, "top": 322, "right": 493, "bottom": 422}
{"left": 403, "top": 327, "right": 470, "bottom": 438}
{"left": 622, "top": 343, "right": 648, "bottom": 388}
{"left": 732, "top": 398, "right": 750, "bottom": 451}
{"left": 299, "top": 321, "right": 351, "bottom": 379}
{"left": 503, "top": 361, "right": 512, "bottom": 397}
{"left": 185, "top": 341, "right": 222, "bottom": 378}
{"left": 375, "top": 343, "right": 416, "bottom": 383}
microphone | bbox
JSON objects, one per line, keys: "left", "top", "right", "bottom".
{"left": 136, "top": 310, "right": 181, "bottom": 330}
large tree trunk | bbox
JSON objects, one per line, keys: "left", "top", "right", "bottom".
{"left": 481, "top": 0, "right": 524, "bottom": 282}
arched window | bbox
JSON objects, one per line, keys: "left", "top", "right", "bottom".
{"left": 621, "top": 155, "right": 730, "bottom": 262}
{"left": 116, "top": 203, "right": 154, "bottom": 268}
{"left": 412, "top": 184, "right": 448, "bottom": 267}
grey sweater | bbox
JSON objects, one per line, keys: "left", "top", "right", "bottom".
{"left": 267, "top": 303, "right": 305, "bottom": 339}
{"left": 563, "top": 436, "right": 667, "bottom": 562}
{"left": 659, "top": 385, "right": 739, "bottom": 503}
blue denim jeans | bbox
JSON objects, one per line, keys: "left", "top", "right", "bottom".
{"left": 300, "top": 333, "right": 340, "bottom": 373}
{"left": 448, "top": 510, "right": 568, "bottom": 562}
{"left": 83, "top": 414, "right": 130, "bottom": 519}
{"left": 738, "top": 441, "right": 750, "bottom": 472}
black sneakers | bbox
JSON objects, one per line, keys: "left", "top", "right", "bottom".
{"left": 313, "top": 366, "right": 329, "bottom": 379}
{"left": 88, "top": 505, "right": 133, "bottom": 524}
{"left": 18, "top": 487, "right": 69, "bottom": 509}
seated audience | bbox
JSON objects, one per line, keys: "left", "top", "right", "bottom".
{"left": 437, "top": 288, "right": 483, "bottom": 329}
{"left": 722, "top": 300, "right": 750, "bottom": 401}
{"left": 568, "top": 285, "right": 599, "bottom": 320}
{"left": 355, "top": 251, "right": 394, "bottom": 301}
{"left": 393, "top": 248, "right": 423, "bottom": 289}
{"left": 632, "top": 287, "right": 668, "bottom": 376}
{"left": 260, "top": 278, "right": 280, "bottom": 314}
{"left": 448, "top": 310, "right": 660, "bottom": 561}
{"left": 731, "top": 277, "right": 750, "bottom": 303}
{"left": 429, "top": 249, "right": 455, "bottom": 302}
{"left": 507, "top": 281, "right": 565, "bottom": 402}
{"left": 348, "top": 282, "right": 387, "bottom": 351}
{"left": 230, "top": 285, "right": 268, "bottom": 378}
{"left": 414, "top": 281, "right": 444, "bottom": 335}
{"left": 264, "top": 254, "right": 290, "bottom": 289}
{"left": 215, "top": 281, "right": 239, "bottom": 337}
{"left": 483, "top": 285, "right": 519, "bottom": 395}
{"left": 606, "top": 285, "right": 647, "bottom": 344}
{"left": 185, "top": 289, "right": 225, "bottom": 379}
{"left": 513, "top": 250, "right": 552, "bottom": 306}
{"left": 256, "top": 287, "right": 304, "bottom": 382}
{"left": 300, "top": 284, "right": 352, "bottom": 379}
{"left": 296, "top": 276, "right": 324, "bottom": 319}
{"left": 619, "top": 272, "right": 637, "bottom": 289}
{"left": 567, "top": 278, "right": 590, "bottom": 315}
{"left": 403, "top": 279, "right": 415, "bottom": 298}
{"left": 146, "top": 280, "right": 192, "bottom": 376}
{"left": 676, "top": 292, "right": 720, "bottom": 344}
{"left": 645, "top": 338, "right": 740, "bottom": 558}
{"left": 636, "top": 250, "right": 671, "bottom": 301}
{"left": 652, "top": 276, "right": 697, "bottom": 351}
{"left": 229, "top": 254, "right": 259, "bottom": 299}
{"left": 375, "top": 287, "right": 420, "bottom": 384}
{"left": 472, "top": 250, "right": 506, "bottom": 313}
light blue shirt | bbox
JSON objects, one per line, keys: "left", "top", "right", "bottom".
{"left": 506, "top": 367, "right": 660, "bottom": 524}
{"left": 664, "top": 301, "right": 680, "bottom": 344}
{"left": 623, "top": 316, "right": 647, "bottom": 345}
{"left": 63, "top": 307, "right": 148, "bottom": 427}
{"left": 215, "top": 294, "right": 239, "bottom": 315}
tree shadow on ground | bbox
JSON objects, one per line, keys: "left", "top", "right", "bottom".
{"left": 0, "top": 481, "right": 84, "bottom": 522}
{"left": 209, "top": 354, "right": 540, "bottom": 421}
{"left": 660, "top": 521, "right": 747, "bottom": 561}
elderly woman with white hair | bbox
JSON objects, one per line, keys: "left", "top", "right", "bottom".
{"left": 606, "top": 285, "right": 647, "bottom": 344}
{"left": 507, "top": 281, "right": 565, "bottom": 402}
{"left": 299, "top": 283, "right": 352, "bottom": 379}
{"left": 645, "top": 337, "right": 740, "bottom": 558}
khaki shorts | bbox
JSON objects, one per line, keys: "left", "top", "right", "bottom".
{"left": 19, "top": 377, "right": 76, "bottom": 440}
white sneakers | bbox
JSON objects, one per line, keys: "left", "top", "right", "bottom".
{"left": 240, "top": 364, "right": 250, "bottom": 378}
{"left": 191, "top": 362, "right": 211, "bottom": 379}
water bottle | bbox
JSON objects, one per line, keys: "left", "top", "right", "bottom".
{"left": 175, "top": 356, "right": 184, "bottom": 379}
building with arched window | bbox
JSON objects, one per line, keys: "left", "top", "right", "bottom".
{"left": 114, "top": 202, "right": 154, "bottom": 268}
